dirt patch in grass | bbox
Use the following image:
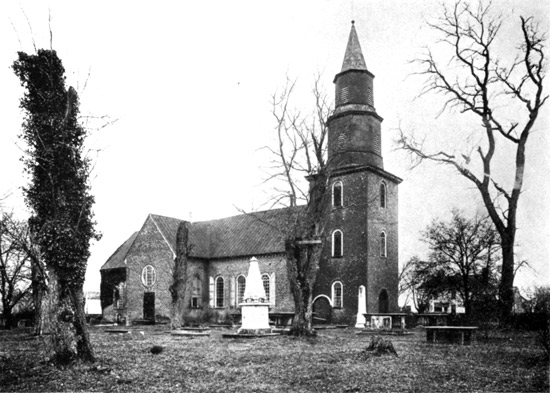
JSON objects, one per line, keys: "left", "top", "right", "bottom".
{"left": 0, "top": 326, "right": 547, "bottom": 392}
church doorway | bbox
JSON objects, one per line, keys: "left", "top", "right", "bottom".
{"left": 378, "top": 289, "right": 389, "bottom": 313}
{"left": 312, "top": 296, "right": 332, "bottom": 324}
{"left": 143, "top": 292, "right": 155, "bottom": 321}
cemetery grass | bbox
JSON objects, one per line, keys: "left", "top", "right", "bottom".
{"left": 0, "top": 326, "right": 548, "bottom": 392}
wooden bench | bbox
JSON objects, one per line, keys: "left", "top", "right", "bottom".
{"left": 425, "top": 326, "right": 478, "bottom": 345}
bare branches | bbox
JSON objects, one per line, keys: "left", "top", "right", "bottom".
{"left": 397, "top": 0, "right": 547, "bottom": 318}
{"left": 263, "top": 73, "right": 332, "bottom": 208}
{"left": 0, "top": 213, "right": 33, "bottom": 328}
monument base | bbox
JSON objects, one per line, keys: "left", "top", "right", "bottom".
{"left": 238, "top": 302, "right": 271, "bottom": 332}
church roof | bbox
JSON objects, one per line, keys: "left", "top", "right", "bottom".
{"left": 100, "top": 231, "right": 138, "bottom": 271}
{"left": 101, "top": 207, "right": 301, "bottom": 270}
{"left": 192, "top": 209, "right": 293, "bottom": 258}
{"left": 341, "top": 21, "right": 367, "bottom": 72}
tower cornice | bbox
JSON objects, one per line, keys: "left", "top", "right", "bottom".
{"left": 333, "top": 68, "right": 374, "bottom": 83}
{"left": 328, "top": 107, "right": 384, "bottom": 123}
{"left": 328, "top": 164, "right": 403, "bottom": 184}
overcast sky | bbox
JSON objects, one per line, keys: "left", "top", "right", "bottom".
{"left": 0, "top": 1, "right": 548, "bottom": 298}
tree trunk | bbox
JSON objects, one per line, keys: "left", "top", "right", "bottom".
{"left": 3, "top": 307, "right": 13, "bottom": 329}
{"left": 170, "top": 222, "right": 190, "bottom": 329}
{"left": 291, "top": 286, "right": 313, "bottom": 335}
{"left": 286, "top": 240, "right": 321, "bottom": 336}
{"left": 43, "top": 267, "right": 95, "bottom": 364}
{"left": 44, "top": 269, "right": 77, "bottom": 364}
{"left": 499, "top": 236, "right": 516, "bottom": 321}
{"left": 69, "top": 287, "right": 96, "bottom": 362}
{"left": 31, "top": 262, "right": 46, "bottom": 335}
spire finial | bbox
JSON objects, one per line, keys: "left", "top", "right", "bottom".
{"left": 341, "top": 22, "right": 367, "bottom": 72}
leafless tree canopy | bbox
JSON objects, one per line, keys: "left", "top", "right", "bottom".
{"left": 0, "top": 213, "right": 33, "bottom": 328}
{"left": 263, "top": 73, "right": 332, "bottom": 209}
{"left": 259, "top": 74, "right": 334, "bottom": 335}
{"left": 396, "top": 0, "right": 547, "bottom": 318}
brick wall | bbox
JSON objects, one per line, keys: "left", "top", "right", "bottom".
{"left": 365, "top": 171, "right": 399, "bottom": 313}
{"left": 314, "top": 167, "right": 400, "bottom": 321}
{"left": 103, "top": 215, "right": 295, "bottom": 324}
{"left": 207, "top": 254, "right": 294, "bottom": 313}
{"left": 123, "top": 216, "right": 175, "bottom": 322}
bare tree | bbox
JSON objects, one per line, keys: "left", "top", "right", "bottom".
{"left": 396, "top": 1, "right": 547, "bottom": 319}
{"left": 399, "top": 256, "right": 434, "bottom": 314}
{"left": 263, "top": 74, "right": 332, "bottom": 335}
{"left": 0, "top": 213, "right": 32, "bottom": 328}
{"left": 0, "top": 213, "right": 45, "bottom": 333}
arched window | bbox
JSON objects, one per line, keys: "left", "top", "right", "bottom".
{"left": 191, "top": 277, "right": 201, "bottom": 308}
{"left": 262, "top": 274, "right": 270, "bottom": 302}
{"left": 237, "top": 275, "right": 246, "bottom": 304}
{"left": 378, "top": 289, "right": 389, "bottom": 313}
{"left": 380, "top": 182, "right": 387, "bottom": 208}
{"left": 332, "top": 230, "right": 343, "bottom": 258}
{"left": 332, "top": 181, "right": 343, "bottom": 207}
{"left": 141, "top": 265, "right": 156, "bottom": 287}
{"left": 215, "top": 277, "right": 225, "bottom": 308}
{"left": 332, "top": 281, "right": 343, "bottom": 308}
{"left": 380, "top": 231, "right": 387, "bottom": 257}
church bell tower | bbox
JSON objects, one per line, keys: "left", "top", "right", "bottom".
{"left": 314, "top": 22, "right": 402, "bottom": 323}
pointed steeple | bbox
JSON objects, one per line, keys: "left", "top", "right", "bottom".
{"left": 341, "top": 21, "right": 367, "bottom": 72}
{"left": 328, "top": 22, "right": 384, "bottom": 170}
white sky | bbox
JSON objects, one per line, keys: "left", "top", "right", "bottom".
{"left": 0, "top": 0, "right": 548, "bottom": 297}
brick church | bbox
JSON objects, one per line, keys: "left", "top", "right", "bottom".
{"left": 100, "top": 22, "right": 402, "bottom": 326}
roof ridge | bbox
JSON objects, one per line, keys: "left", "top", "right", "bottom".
{"left": 147, "top": 206, "right": 303, "bottom": 226}
{"left": 149, "top": 214, "right": 177, "bottom": 257}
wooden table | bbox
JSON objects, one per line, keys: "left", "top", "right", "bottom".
{"left": 425, "top": 326, "right": 478, "bottom": 345}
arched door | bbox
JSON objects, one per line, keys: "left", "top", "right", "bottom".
{"left": 313, "top": 297, "right": 332, "bottom": 324}
{"left": 378, "top": 289, "right": 389, "bottom": 313}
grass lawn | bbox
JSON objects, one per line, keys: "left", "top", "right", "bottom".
{"left": 0, "top": 325, "right": 547, "bottom": 392}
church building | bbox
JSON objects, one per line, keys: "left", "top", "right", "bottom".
{"left": 100, "top": 22, "right": 402, "bottom": 326}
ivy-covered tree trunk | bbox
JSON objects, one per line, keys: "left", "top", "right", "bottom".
{"left": 285, "top": 172, "right": 328, "bottom": 336}
{"left": 31, "top": 265, "right": 46, "bottom": 335}
{"left": 13, "top": 49, "right": 100, "bottom": 363}
{"left": 42, "top": 269, "right": 77, "bottom": 363}
{"left": 170, "top": 222, "right": 191, "bottom": 329}
{"left": 285, "top": 240, "right": 322, "bottom": 336}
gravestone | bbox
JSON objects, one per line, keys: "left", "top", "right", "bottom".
{"left": 355, "top": 285, "right": 367, "bottom": 328}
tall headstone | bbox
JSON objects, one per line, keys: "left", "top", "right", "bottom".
{"left": 355, "top": 285, "right": 367, "bottom": 328}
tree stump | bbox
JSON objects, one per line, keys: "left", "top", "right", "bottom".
{"left": 364, "top": 335, "right": 398, "bottom": 356}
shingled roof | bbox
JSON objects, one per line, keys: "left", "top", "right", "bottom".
{"left": 100, "top": 232, "right": 138, "bottom": 271}
{"left": 100, "top": 207, "right": 302, "bottom": 270}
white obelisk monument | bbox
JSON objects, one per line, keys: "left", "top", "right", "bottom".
{"left": 238, "top": 257, "right": 271, "bottom": 333}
